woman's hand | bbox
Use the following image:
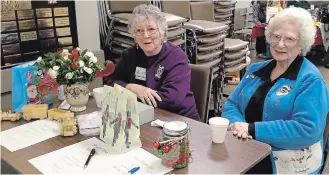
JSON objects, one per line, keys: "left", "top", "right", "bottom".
{"left": 228, "top": 122, "right": 253, "bottom": 140}
{"left": 126, "top": 84, "right": 162, "bottom": 107}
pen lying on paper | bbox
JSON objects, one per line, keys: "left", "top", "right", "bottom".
{"left": 84, "top": 148, "right": 96, "bottom": 169}
{"left": 128, "top": 166, "right": 140, "bottom": 174}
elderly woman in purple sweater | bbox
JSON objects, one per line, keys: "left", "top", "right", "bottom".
{"left": 105, "top": 4, "right": 199, "bottom": 120}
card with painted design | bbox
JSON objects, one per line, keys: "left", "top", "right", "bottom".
{"left": 114, "top": 84, "right": 141, "bottom": 152}
{"left": 100, "top": 86, "right": 118, "bottom": 143}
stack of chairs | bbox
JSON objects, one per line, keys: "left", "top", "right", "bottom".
{"left": 233, "top": 6, "right": 254, "bottom": 49}
{"left": 213, "top": 0, "right": 237, "bottom": 37}
{"left": 107, "top": 1, "right": 188, "bottom": 62}
{"left": 222, "top": 38, "right": 250, "bottom": 100}
{"left": 160, "top": 0, "right": 228, "bottom": 122}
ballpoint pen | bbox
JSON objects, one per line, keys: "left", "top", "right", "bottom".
{"left": 84, "top": 148, "right": 96, "bottom": 169}
{"left": 128, "top": 166, "right": 140, "bottom": 174}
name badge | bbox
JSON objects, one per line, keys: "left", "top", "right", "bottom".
{"left": 135, "top": 67, "right": 146, "bottom": 81}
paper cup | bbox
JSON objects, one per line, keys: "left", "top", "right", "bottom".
{"left": 93, "top": 87, "right": 105, "bottom": 108}
{"left": 209, "top": 117, "right": 229, "bottom": 143}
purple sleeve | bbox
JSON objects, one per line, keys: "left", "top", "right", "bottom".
{"left": 103, "top": 51, "right": 129, "bottom": 87}
{"left": 157, "top": 54, "right": 190, "bottom": 108}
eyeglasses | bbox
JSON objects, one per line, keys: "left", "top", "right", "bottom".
{"left": 134, "top": 27, "right": 158, "bottom": 36}
{"left": 269, "top": 33, "right": 299, "bottom": 46}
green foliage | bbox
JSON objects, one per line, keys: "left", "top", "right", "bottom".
{"left": 34, "top": 48, "right": 104, "bottom": 86}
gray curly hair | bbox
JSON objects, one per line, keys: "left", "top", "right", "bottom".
{"left": 265, "top": 7, "right": 316, "bottom": 56}
{"left": 128, "top": 4, "right": 168, "bottom": 41}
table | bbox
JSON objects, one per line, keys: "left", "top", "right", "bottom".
{"left": 1, "top": 99, "right": 271, "bottom": 174}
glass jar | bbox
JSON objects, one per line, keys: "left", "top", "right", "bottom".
{"left": 153, "top": 121, "right": 190, "bottom": 169}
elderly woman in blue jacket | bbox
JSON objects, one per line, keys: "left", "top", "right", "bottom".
{"left": 222, "top": 7, "right": 329, "bottom": 174}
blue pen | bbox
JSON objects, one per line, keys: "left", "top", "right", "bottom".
{"left": 128, "top": 167, "right": 140, "bottom": 174}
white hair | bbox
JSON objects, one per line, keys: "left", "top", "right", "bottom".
{"left": 265, "top": 7, "right": 316, "bottom": 56}
{"left": 128, "top": 4, "right": 168, "bottom": 41}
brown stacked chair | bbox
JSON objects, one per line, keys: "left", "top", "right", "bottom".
{"left": 161, "top": 0, "right": 228, "bottom": 121}
{"left": 107, "top": 1, "right": 188, "bottom": 57}
{"left": 190, "top": 64, "right": 212, "bottom": 123}
{"left": 213, "top": 0, "right": 237, "bottom": 37}
{"left": 232, "top": 5, "right": 253, "bottom": 49}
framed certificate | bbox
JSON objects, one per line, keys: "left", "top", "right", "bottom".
{"left": 1, "top": 11, "right": 16, "bottom": 21}
{"left": 36, "top": 8, "right": 52, "bottom": 18}
{"left": 39, "top": 29, "right": 55, "bottom": 39}
{"left": 37, "top": 18, "right": 54, "bottom": 28}
{"left": 55, "top": 17, "right": 70, "bottom": 27}
{"left": 1, "top": 21, "right": 17, "bottom": 32}
{"left": 18, "top": 20, "right": 36, "bottom": 30}
{"left": 20, "top": 31, "right": 38, "bottom": 42}
{"left": 56, "top": 27, "right": 71, "bottom": 37}
{"left": 54, "top": 7, "right": 69, "bottom": 17}
{"left": 17, "top": 9, "right": 35, "bottom": 20}
{"left": 58, "top": 37, "right": 72, "bottom": 46}
{"left": 1, "top": 33, "right": 19, "bottom": 44}
{"left": 2, "top": 43, "right": 20, "bottom": 56}
{"left": 40, "top": 38, "right": 56, "bottom": 49}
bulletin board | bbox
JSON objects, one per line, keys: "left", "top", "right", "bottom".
{"left": 1, "top": 0, "right": 79, "bottom": 69}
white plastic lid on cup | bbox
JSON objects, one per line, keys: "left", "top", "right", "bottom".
{"left": 209, "top": 117, "right": 229, "bottom": 127}
{"left": 93, "top": 87, "right": 105, "bottom": 108}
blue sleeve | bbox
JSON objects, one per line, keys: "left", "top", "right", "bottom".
{"left": 222, "top": 65, "right": 256, "bottom": 124}
{"left": 255, "top": 78, "right": 329, "bottom": 150}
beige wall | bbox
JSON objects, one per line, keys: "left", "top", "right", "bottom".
{"left": 74, "top": 1, "right": 101, "bottom": 51}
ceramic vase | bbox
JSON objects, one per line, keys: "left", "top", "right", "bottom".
{"left": 63, "top": 83, "right": 89, "bottom": 112}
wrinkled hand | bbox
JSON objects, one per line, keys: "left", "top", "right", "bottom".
{"left": 126, "top": 84, "right": 162, "bottom": 107}
{"left": 228, "top": 122, "right": 253, "bottom": 140}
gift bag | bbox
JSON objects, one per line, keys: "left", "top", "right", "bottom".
{"left": 12, "top": 61, "right": 53, "bottom": 112}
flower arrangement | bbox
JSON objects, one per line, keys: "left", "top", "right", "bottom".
{"left": 34, "top": 48, "right": 114, "bottom": 87}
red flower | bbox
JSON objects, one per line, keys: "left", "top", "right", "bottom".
{"left": 57, "top": 50, "right": 63, "bottom": 54}
{"left": 73, "top": 53, "right": 79, "bottom": 60}
{"left": 72, "top": 48, "right": 78, "bottom": 53}
{"left": 70, "top": 64, "right": 77, "bottom": 69}
{"left": 68, "top": 54, "right": 74, "bottom": 59}
{"left": 76, "top": 63, "right": 80, "bottom": 67}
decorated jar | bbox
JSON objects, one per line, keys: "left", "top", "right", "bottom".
{"left": 153, "top": 121, "right": 191, "bottom": 169}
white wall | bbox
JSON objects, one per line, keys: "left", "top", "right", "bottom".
{"left": 74, "top": 1, "right": 100, "bottom": 50}
{"left": 235, "top": 0, "right": 252, "bottom": 9}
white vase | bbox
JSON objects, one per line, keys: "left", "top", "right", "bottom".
{"left": 63, "top": 83, "right": 89, "bottom": 112}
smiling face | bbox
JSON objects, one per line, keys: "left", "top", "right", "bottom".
{"left": 134, "top": 18, "right": 163, "bottom": 56}
{"left": 269, "top": 20, "right": 302, "bottom": 62}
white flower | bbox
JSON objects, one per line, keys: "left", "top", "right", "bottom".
{"left": 89, "top": 56, "right": 98, "bottom": 64}
{"left": 83, "top": 67, "right": 93, "bottom": 74}
{"left": 48, "top": 68, "right": 58, "bottom": 79}
{"left": 63, "top": 55, "right": 68, "bottom": 60}
{"left": 62, "top": 49, "right": 69, "bottom": 54}
{"left": 85, "top": 51, "right": 94, "bottom": 58}
{"left": 76, "top": 47, "right": 80, "bottom": 51}
{"left": 53, "top": 66, "right": 59, "bottom": 71}
{"left": 65, "top": 72, "right": 74, "bottom": 79}
{"left": 78, "top": 60, "right": 85, "bottom": 67}
{"left": 36, "top": 56, "right": 42, "bottom": 63}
